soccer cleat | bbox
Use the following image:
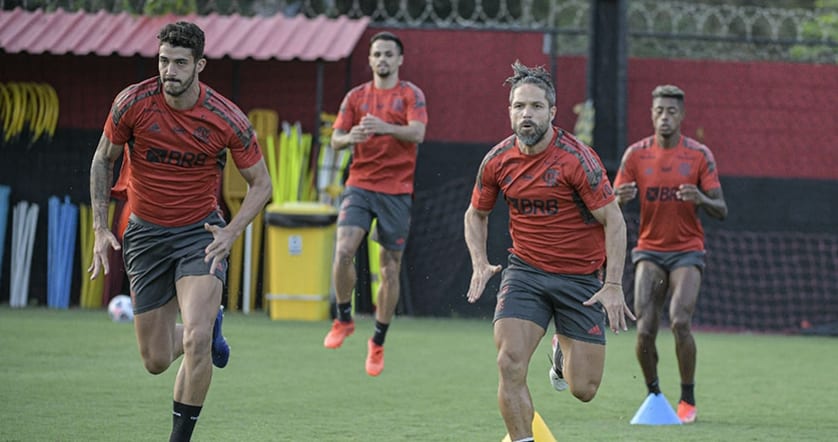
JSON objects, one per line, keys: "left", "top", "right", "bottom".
{"left": 211, "top": 306, "right": 230, "bottom": 368}
{"left": 365, "top": 339, "right": 384, "bottom": 376}
{"left": 323, "top": 319, "right": 355, "bottom": 349}
{"left": 548, "top": 334, "right": 568, "bottom": 392}
{"left": 677, "top": 400, "right": 697, "bottom": 424}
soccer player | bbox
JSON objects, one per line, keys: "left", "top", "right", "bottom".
{"left": 322, "top": 31, "right": 428, "bottom": 377}
{"left": 613, "top": 85, "right": 727, "bottom": 424}
{"left": 464, "top": 61, "right": 634, "bottom": 442}
{"left": 88, "top": 22, "right": 272, "bottom": 441}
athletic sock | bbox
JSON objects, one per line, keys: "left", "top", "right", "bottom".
{"left": 170, "top": 401, "right": 202, "bottom": 442}
{"left": 512, "top": 438, "right": 534, "bottom": 442}
{"left": 372, "top": 321, "right": 389, "bottom": 346}
{"left": 681, "top": 383, "right": 695, "bottom": 406}
{"left": 647, "top": 378, "right": 662, "bottom": 395}
{"left": 337, "top": 302, "right": 353, "bottom": 323}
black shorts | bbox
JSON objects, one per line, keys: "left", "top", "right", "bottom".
{"left": 631, "top": 249, "right": 706, "bottom": 273}
{"left": 493, "top": 255, "right": 606, "bottom": 345}
{"left": 337, "top": 186, "right": 411, "bottom": 251}
{"left": 122, "top": 211, "right": 227, "bottom": 314}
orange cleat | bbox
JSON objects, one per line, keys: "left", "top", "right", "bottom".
{"left": 323, "top": 319, "right": 355, "bottom": 349}
{"left": 677, "top": 400, "right": 697, "bottom": 424}
{"left": 365, "top": 339, "right": 384, "bottom": 376}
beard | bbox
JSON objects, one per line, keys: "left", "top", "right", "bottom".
{"left": 514, "top": 120, "right": 549, "bottom": 147}
{"left": 162, "top": 68, "right": 197, "bottom": 97}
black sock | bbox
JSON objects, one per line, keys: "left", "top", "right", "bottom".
{"left": 647, "top": 378, "right": 661, "bottom": 395}
{"left": 372, "top": 321, "right": 389, "bottom": 346}
{"left": 681, "top": 383, "right": 695, "bottom": 405}
{"left": 337, "top": 302, "right": 352, "bottom": 323}
{"left": 170, "top": 401, "right": 202, "bottom": 442}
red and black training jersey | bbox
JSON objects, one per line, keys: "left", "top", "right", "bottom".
{"left": 471, "top": 128, "right": 615, "bottom": 275}
{"left": 614, "top": 135, "right": 722, "bottom": 252}
{"left": 104, "top": 77, "right": 262, "bottom": 227}
{"left": 333, "top": 80, "right": 428, "bottom": 195}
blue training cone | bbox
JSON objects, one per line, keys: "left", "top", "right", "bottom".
{"left": 630, "top": 393, "right": 682, "bottom": 425}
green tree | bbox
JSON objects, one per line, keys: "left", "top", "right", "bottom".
{"left": 143, "top": 0, "right": 198, "bottom": 15}
{"left": 790, "top": 0, "right": 838, "bottom": 62}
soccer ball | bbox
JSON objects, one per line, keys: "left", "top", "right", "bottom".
{"left": 108, "top": 295, "right": 134, "bottom": 323}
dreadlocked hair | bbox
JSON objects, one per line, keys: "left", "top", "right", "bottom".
{"left": 504, "top": 60, "right": 556, "bottom": 107}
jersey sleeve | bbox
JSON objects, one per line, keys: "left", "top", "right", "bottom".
{"left": 698, "top": 146, "right": 722, "bottom": 192}
{"left": 568, "top": 145, "right": 615, "bottom": 212}
{"left": 470, "top": 154, "right": 500, "bottom": 211}
{"left": 103, "top": 85, "right": 138, "bottom": 145}
{"left": 227, "top": 109, "right": 263, "bottom": 170}
{"left": 406, "top": 83, "right": 428, "bottom": 125}
{"left": 333, "top": 90, "right": 357, "bottom": 132}
{"left": 613, "top": 146, "right": 636, "bottom": 188}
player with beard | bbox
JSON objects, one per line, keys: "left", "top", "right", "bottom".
{"left": 464, "top": 61, "right": 634, "bottom": 442}
{"left": 89, "top": 22, "right": 272, "bottom": 441}
{"left": 322, "top": 31, "right": 428, "bottom": 377}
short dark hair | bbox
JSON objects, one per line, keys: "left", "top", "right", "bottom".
{"left": 652, "top": 84, "right": 685, "bottom": 105}
{"left": 157, "top": 21, "right": 205, "bottom": 61}
{"left": 504, "top": 60, "right": 556, "bottom": 107}
{"left": 370, "top": 31, "right": 403, "bottom": 55}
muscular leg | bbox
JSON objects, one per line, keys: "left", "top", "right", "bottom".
{"left": 134, "top": 294, "right": 182, "bottom": 375}
{"left": 668, "top": 266, "right": 701, "bottom": 386}
{"left": 375, "top": 248, "right": 403, "bottom": 324}
{"left": 553, "top": 334, "right": 605, "bottom": 402}
{"left": 634, "top": 260, "right": 669, "bottom": 388}
{"left": 332, "top": 226, "right": 367, "bottom": 305}
{"left": 172, "top": 275, "right": 222, "bottom": 406}
{"left": 494, "top": 318, "right": 544, "bottom": 441}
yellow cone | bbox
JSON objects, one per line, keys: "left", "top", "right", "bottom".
{"left": 501, "top": 411, "right": 557, "bottom": 442}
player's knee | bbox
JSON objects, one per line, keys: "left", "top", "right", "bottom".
{"left": 570, "top": 381, "right": 599, "bottom": 402}
{"left": 636, "top": 328, "right": 656, "bottom": 344}
{"left": 334, "top": 246, "right": 358, "bottom": 268}
{"left": 182, "top": 325, "right": 212, "bottom": 358}
{"left": 670, "top": 317, "right": 692, "bottom": 337}
{"left": 496, "top": 351, "right": 527, "bottom": 382}
{"left": 141, "top": 353, "right": 171, "bottom": 375}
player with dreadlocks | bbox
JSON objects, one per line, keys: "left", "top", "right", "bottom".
{"left": 464, "top": 61, "right": 634, "bottom": 441}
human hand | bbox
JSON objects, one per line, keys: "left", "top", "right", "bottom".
{"left": 88, "top": 228, "right": 121, "bottom": 280}
{"left": 347, "top": 125, "right": 372, "bottom": 143}
{"left": 203, "top": 223, "right": 235, "bottom": 276}
{"left": 359, "top": 114, "right": 390, "bottom": 135}
{"left": 583, "top": 283, "right": 636, "bottom": 333}
{"left": 614, "top": 182, "right": 637, "bottom": 205}
{"left": 676, "top": 184, "right": 704, "bottom": 205}
{"left": 466, "top": 263, "right": 503, "bottom": 303}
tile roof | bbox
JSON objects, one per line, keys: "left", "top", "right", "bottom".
{"left": 0, "top": 8, "right": 369, "bottom": 61}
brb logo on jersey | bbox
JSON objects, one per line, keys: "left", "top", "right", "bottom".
{"left": 505, "top": 196, "right": 559, "bottom": 215}
{"left": 645, "top": 186, "right": 680, "bottom": 202}
{"left": 147, "top": 147, "right": 208, "bottom": 168}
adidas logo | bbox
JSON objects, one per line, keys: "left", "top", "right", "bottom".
{"left": 587, "top": 324, "right": 602, "bottom": 335}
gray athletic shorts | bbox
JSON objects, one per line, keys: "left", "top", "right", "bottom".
{"left": 493, "top": 254, "right": 606, "bottom": 345}
{"left": 122, "top": 211, "right": 228, "bottom": 314}
{"left": 631, "top": 249, "right": 706, "bottom": 273}
{"left": 337, "top": 186, "right": 411, "bottom": 251}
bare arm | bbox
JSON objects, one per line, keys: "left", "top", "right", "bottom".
{"left": 203, "top": 158, "right": 272, "bottom": 271}
{"left": 590, "top": 200, "right": 627, "bottom": 287}
{"left": 464, "top": 205, "right": 501, "bottom": 303}
{"left": 88, "top": 133, "right": 124, "bottom": 278}
{"left": 585, "top": 199, "right": 635, "bottom": 332}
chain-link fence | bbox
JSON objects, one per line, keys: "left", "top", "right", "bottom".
{"left": 3, "top": 0, "right": 836, "bottom": 61}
